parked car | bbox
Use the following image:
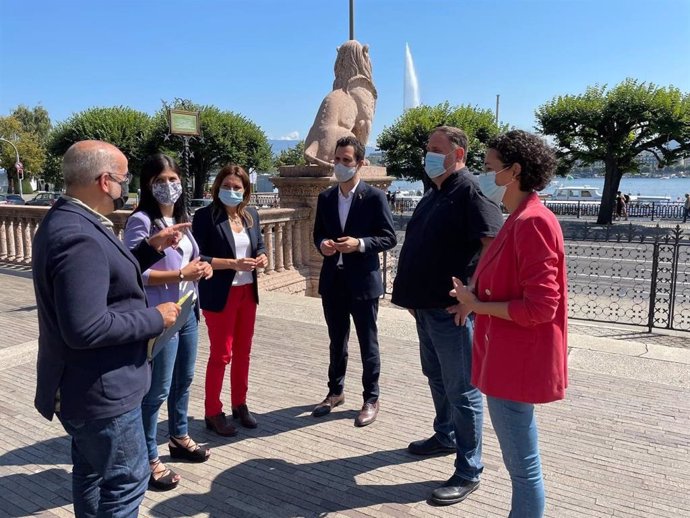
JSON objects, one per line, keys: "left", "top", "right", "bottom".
{"left": 25, "top": 192, "right": 62, "bottom": 206}
{"left": 0, "top": 195, "right": 8, "bottom": 205}
{"left": 4, "top": 194, "right": 25, "bottom": 205}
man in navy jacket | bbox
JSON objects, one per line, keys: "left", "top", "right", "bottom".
{"left": 312, "top": 136, "right": 396, "bottom": 427}
{"left": 32, "top": 141, "right": 184, "bottom": 517}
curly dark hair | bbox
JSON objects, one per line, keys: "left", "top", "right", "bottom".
{"left": 487, "top": 130, "right": 556, "bottom": 192}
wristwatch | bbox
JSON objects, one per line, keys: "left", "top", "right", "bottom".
{"left": 178, "top": 270, "right": 184, "bottom": 281}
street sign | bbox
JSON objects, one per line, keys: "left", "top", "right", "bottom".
{"left": 169, "top": 110, "right": 201, "bottom": 136}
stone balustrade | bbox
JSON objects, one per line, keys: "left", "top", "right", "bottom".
{"left": 0, "top": 205, "right": 314, "bottom": 293}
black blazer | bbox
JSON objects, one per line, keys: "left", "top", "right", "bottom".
{"left": 313, "top": 181, "right": 397, "bottom": 300}
{"left": 32, "top": 198, "right": 165, "bottom": 421}
{"left": 192, "top": 203, "right": 266, "bottom": 311}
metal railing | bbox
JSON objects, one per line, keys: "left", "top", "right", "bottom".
{"left": 382, "top": 224, "right": 690, "bottom": 332}
{"left": 543, "top": 200, "right": 686, "bottom": 220}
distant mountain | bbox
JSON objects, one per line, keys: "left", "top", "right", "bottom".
{"left": 268, "top": 139, "right": 378, "bottom": 156}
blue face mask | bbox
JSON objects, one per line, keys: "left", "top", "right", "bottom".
{"left": 476, "top": 166, "right": 511, "bottom": 205}
{"left": 423, "top": 152, "right": 448, "bottom": 178}
{"left": 219, "top": 188, "right": 244, "bottom": 207}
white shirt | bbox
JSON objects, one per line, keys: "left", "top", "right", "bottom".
{"left": 163, "top": 217, "right": 195, "bottom": 297}
{"left": 232, "top": 227, "right": 253, "bottom": 286}
{"left": 335, "top": 181, "right": 365, "bottom": 266}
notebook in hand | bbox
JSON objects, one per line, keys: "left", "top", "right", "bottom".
{"left": 147, "top": 291, "right": 195, "bottom": 360}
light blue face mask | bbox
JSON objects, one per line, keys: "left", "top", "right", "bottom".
{"left": 476, "top": 166, "right": 510, "bottom": 205}
{"left": 424, "top": 151, "right": 449, "bottom": 178}
{"left": 219, "top": 188, "right": 244, "bottom": 207}
{"left": 333, "top": 163, "right": 357, "bottom": 183}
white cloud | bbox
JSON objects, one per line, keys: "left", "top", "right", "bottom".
{"left": 277, "top": 131, "right": 300, "bottom": 140}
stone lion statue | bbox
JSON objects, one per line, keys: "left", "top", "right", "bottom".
{"left": 304, "top": 40, "right": 377, "bottom": 167}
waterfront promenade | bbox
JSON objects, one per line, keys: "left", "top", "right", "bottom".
{"left": 0, "top": 268, "right": 689, "bottom": 517}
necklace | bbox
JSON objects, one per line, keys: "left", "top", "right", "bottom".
{"left": 228, "top": 213, "right": 241, "bottom": 224}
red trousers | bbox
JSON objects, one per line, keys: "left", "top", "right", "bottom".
{"left": 203, "top": 284, "right": 257, "bottom": 416}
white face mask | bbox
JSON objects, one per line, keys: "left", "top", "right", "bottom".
{"left": 334, "top": 162, "right": 357, "bottom": 183}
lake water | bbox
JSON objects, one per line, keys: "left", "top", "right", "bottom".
{"left": 391, "top": 177, "right": 690, "bottom": 201}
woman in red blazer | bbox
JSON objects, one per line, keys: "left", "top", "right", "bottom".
{"left": 451, "top": 130, "right": 567, "bottom": 517}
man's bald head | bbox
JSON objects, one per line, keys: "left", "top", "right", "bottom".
{"left": 63, "top": 141, "right": 127, "bottom": 188}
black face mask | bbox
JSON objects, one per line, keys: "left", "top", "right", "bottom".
{"left": 110, "top": 179, "right": 129, "bottom": 211}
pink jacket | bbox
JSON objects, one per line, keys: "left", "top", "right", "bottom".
{"left": 472, "top": 193, "right": 568, "bottom": 404}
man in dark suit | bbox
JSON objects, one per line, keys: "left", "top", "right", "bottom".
{"left": 32, "top": 140, "right": 186, "bottom": 517}
{"left": 312, "top": 136, "right": 396, "bottom": 427}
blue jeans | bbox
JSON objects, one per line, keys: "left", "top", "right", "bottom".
{"left": 415, "top": 308, "right": 483, "bottom": 481}
{"left": 59, "top": 406, "right": 149, "bottom": 518}
{"left": 487, "top": 396, "right": 545, "bottom": 518}
{"left": 142, "top": 310, "right": 199, "bottom": 461}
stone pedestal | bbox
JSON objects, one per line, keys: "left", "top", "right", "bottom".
{"left": 272, "top": 164, "right": 394, "bottom": 296}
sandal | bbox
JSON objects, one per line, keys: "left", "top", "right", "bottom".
{"left": 169, "top": 435, "right": 211, "bottom": 463}
{"left": 148, "top": 459, "right": 180, "bottom": 491}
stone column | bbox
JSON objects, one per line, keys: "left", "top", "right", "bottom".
{"left": 13, "top": 219, "right": 24, "bottom": 264}
{"left": 23, "top": 218, "right": 33, "bottom": 265}
{"left": 0, "top": 219, "right": 7, "bottom": 260}
{"left": 284, "top": 221, "right": 294, "bottom": 270}
{"left": 274, "top": 222, "right": 285, "bottom": 273}
{"left": 264, "top": 223, "right": 274, "bottom": 274}
{"left": 6, "top": 220, "right": 15, "bottom": 262}
{"left": 292, "top": 221, "right": 302, "bottom": 268}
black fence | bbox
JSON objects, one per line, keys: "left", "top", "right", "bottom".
{"left": 382, "top": 224, "right": 690, "bottom": 332}
{"left": 544, "top": 200, "right": 686, "bottom": 220}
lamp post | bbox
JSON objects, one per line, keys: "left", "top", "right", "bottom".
{"left": 0, "top": 137, "right": 23, "bottom": 198}
{"left": 349, "top": 0, "right": 354, "bottom": 39}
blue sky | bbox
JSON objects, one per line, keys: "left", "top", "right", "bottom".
{"left": 1, "top": 0, "right": 689, "bottom": 147}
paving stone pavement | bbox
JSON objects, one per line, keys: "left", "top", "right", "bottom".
{"left": 0, "top": 272, "right": 689, "bottom": 517}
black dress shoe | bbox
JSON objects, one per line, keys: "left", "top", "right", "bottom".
{"left": 232, "top": 404, "right": 258, "bottom": 429}
{"left": 429, "top": 475, "right": 479, "bottom": 506}
{"left": 407, "top": 436, "right": 456, "bottom": 456}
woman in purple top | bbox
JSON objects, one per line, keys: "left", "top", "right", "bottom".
{"left": 124, "top": 154, "right": 213, "bottom": 491}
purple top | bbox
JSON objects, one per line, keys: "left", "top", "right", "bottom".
{"left": 123, "top": 211, "right": 200, "bottom": 308}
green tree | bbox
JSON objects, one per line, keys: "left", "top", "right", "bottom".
{"left": 274, "top": 141, "right": 306, "bottom": 168}
{"left": 47, "top": 106, "right": 152, "bottom": 183}
{"left": 146, "top": 99, "right": 273, "bottom": 198}
{"left": 11, "top": 105, "right": 52, "bottom": 145}
{"left": 377, "top": 102, "right": 505, "bottom": 188}
{"left": 536, "top": 79, "right": 690, "bottom": 224}
{"left": 0, "top": 116, "right": 46, "bottom": 192}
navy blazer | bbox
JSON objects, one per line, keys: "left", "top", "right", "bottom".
{"left": 313, "top": 181, "right": 397, "bottom": 300}
{"left": 192, "top": 203, "right": 266, "bottom": 311}
{"left": 32, "top": 198, "right": 165, "bottom": 421}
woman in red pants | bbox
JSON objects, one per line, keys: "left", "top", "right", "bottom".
{"left": 192, "top": 165, "right": 267, "bottom": 436}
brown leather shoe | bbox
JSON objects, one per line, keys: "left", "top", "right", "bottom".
{"left": 354, "top": 401, "right": 379, "bottom": 427}
{"left": 232, "top": 404, "right": 257, "bottom": 429}
{"left": 204, "top": 413, "right": 237, "bottom": 437}
{"left": 312, "top": 393, "right": 345, "bottom": 417}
